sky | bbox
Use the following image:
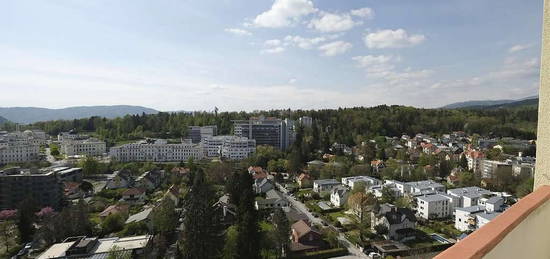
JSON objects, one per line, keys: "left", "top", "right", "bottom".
{"left": 0, "top": 0, "right": 544, "bottom": 112}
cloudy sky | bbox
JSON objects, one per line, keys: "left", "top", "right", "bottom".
{"left": 0, "top": 0, "right": 543, "bottom": 111}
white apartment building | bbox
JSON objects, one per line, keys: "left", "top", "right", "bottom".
{"left": 219, "top": 136, "right": 256, "bottom": 160}
{"left": 454, "top": 205, "right": 501, "bottom": 232}
{"left": 416, "top": 193, "right": 454, "bottom": 219}
{"left": 447, "top": 187, "right": 492, "bottom": 208}
{"left": 110, "top": 139, "right": 203, "bottom": 162}
{"left": 341, "top": 176, "right": 381, "bottom": 190}
{"left": 61, "top": 138, "right": 106, "bottom": 156}
{"left": 386, "top": 180, "right": 446, "bottom": 196}
{"left": 330, "top": 186, "right": 349, "bottom": 207}
{"left": 202, "top": 135, "right": 256, "bottom": 160}
{"left": 0, "top": 141, "right": 40, "bottom": 164}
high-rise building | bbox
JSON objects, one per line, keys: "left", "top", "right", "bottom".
{"left": 187, "top": 125, "right": 218, "bottom": 143}
{"left": 233, "top": 116, "right": 294, "bottom": 150}
{"left": 0, "top": 168, "right": 63, "bottom": 210}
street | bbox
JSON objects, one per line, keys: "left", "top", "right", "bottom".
{"left": 276, "top": 183, "right": 369, "bottom": 258}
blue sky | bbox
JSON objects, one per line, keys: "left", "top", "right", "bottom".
{"left": 0, "top": 0, "right": 543, "bottom": 111}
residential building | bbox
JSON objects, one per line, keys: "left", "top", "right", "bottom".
{"left": 61, "top": 138, "right": 106, "bottom": 156}
{"left": 57, "top": 131, "right": 89, "bottom": 142}
{"left": 341, "top": 176, "right": 381, "bottom": 190}
{"left": 313, "top": 179, "right": 340, "bottom": 193}
{"left": 135, "top": 170, "right": 164, "bottom": 191}
{"left": 386, "top": 180, "right": 445, "bottom": 196}
{"left": 187, "top": 125, "right": 217, "bottom": 143}
{"left": 416, "top": 193, "right": 454, "bottom": 219}
{"left": 255, "top": 189, "right": 289, "bottom": 210}
{"left": 105, "top": 171, "right": 133, "bottom": 190}
{"left": 464, "top": 150, "right": 485, "bottom": 174}
{"left": 290, "top": 220, "right": 324, "bottom": 253}
{"left": 481, "top": 160, "right": 512, "bottom": 179}
{"left": 121, "top": 188, "right": 146, "bottom": 204}
{"left": 477, "top": 196, "right": 504, "bottom": 212}
{"left": 330, "top": 186, "right": 349, "bottom": 207}
{"left": 233, "top": 116, "right": 294, "bottom": 150}
{"left": 454, "top": 205, "right": 501, "bottom": 232}
{"left": 371, "top": 204, "right": 416, "bottom": 241}
{"left": 254, "top": 178, "right": 274, "bottom": 194}
{"left": 0, "top": 140, "right": 40, "bottom": 164}
{"left": 512, "top": 163, "right": 536, "bottom": 178}
{"left": 37, "top": 235, "right": 152, "bottom": 259}
{"left": 447, "top": 187, "right": 492, "bottom": 208}
{"left": 0, "top": 169, "right": 63, "bottom": 210}
{"left": 219, "top": 136, "right": 256, "bottom": 160}
{"left": 109, "top": 139, "right": 203, "bottom": 162}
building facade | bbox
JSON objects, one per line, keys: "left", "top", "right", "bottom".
{"left": 233, "top": 116, "right": 294, "bottom": 150}
{"left": 61, "top": 138, "right": 106, "bottom": 156}
{"left": 187, "top": 125, "right": 217, "bottom": 143}
{"left": 0, "top": 169, "right": 63, "bottom": 210}
{"left": 110, "top": 139, "right": 203, "bottom": 162}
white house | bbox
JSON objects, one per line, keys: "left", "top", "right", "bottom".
{"left": 416, "top": 193, "right": 454, "bottom": 219}
{"left": 341, "top": 176, "right": 381, "bottom": 190}
{"left": 330, "top": 187, "right": 349, "bottom": 207}
{"left": 313, "top": 179, "right": 341, "bottom": 193}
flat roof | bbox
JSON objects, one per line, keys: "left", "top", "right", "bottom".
{"left": 37, "top": 241, "right": 76, "bottom": 259}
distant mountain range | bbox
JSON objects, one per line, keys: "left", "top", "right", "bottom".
{"left": 442, "top": 96, "right": 539, "bottom": 109}
{"left": 0, "top": 105, "right": 159, "bottom": 124}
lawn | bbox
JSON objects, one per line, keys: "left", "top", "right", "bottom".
{"left": 417, "top": 220, "right": 461, "bottom": 239}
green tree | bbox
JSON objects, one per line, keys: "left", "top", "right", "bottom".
{"left": 151, "top": 198, "right": 178, "bottom": 237}
{"left": 180, "top": 169, "right": 221, "bottom": 259}
{"left": 516, "top": 177, "right": 534, "bottom": 198}
{"left": 222, "top": 226, "right": 239, "bottom": 259}
{"left": 272, "top": 209, "right": 290, "bottom": 258}
{"left": 80, "top": 156, "right": 100, "bottom": 176}
{"left": 236, "top": 172, "right": 261, "bottom": 259}
{"left": 16, "top": 198, "right": 37, "bottom": 243}
{"left": 380, "top": 186, "right": 397, "bottom": 204}
{"left": 101, "top": 213, "right": 125, "bottom": 235}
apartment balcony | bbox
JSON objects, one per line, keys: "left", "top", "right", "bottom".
{"left": 435, "top": 185, "right": 550, "bottom": 259}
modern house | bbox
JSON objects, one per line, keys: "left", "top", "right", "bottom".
{"left": 313, "top": 179, "right": 340, "bottom": 193}
{"left": 416, "top": 193, "right": 454, "bottom": 219}
{"left": 37, "top": 235, "right": 152, "bottom": 259}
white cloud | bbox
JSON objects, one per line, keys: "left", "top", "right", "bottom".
{"left": 352, "top": 55, "right": 397, "bottom": 77}
{"left": 508, "top": 44, "right": 532, "bottom": 53}
{"left": 352, "top": 55, "right": 395, "bottom": 67}
{"left": 283, "top": 35, "right": 338, "bottom": 49}
{"left": 350, "top": 8, "right": 374, "bottom": 19}
{"left": 308, "top": 12, "right": 357, "bottom": 32}
{"left": 253, "top": 0, "right": 316, "bottom": 28}
{"left": 364, "top": 29, "right": 425, "bottom": 49}
{"left": 262, "top": 46, "right": 285, "bottom": 54}
{"left": 264, "top": 39, "right": 282, "bottom": 47}
{"left": 224, "top": 28, "right": 252, "bottom": 36}
{"left": 289, "top": 78, "right": 297, "bottom": 84}
{"left": 318, "top": 41, "right": 352, "bottom": 56}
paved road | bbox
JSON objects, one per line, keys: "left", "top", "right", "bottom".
{"left": 276, "top": 183, "right": 369, "bottom": 258}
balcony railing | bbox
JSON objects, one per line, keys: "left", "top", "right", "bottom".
{"left": 435, "top": 185, "right": 550, "bottom": 259}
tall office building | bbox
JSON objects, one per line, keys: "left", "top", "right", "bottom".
{"left": 233, "top": 116, "right": 294, "bottom": 150}
{"left": 187, "top": 126, "right": 218, "bottom": 143}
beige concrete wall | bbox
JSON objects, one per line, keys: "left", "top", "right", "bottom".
{"left": 535, "top": 0, "right": 550, "bottom": 190}
{"left": 484, "top": 200, "right": 550, "bottom": 259}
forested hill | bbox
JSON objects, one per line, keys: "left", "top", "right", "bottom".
{"left": 0, "top": 105, "right": 158, "bottom": 124}
{"left": 0, "top": 116, "right": 9, "bottom": 124}
{"left": 9, "top": 105, "right": 536, "bottom": 147}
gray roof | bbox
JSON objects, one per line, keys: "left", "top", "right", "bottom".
{"left": 125, "top": 208, "right": 153, "bottom": 224}
{"left": 455, "top": 205, "right": 485, "bottom": 213}
{"left": 486, "top": 196, "right": 503, "bottom": 204}
{"left": 476, "top": 212, "right": 501, "bottom": 221}
{"left": 416, "top": 193, "right": 453, "bottom": 202}
{"left": 447, "top": 187, "right": 491, "bottom": 198}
